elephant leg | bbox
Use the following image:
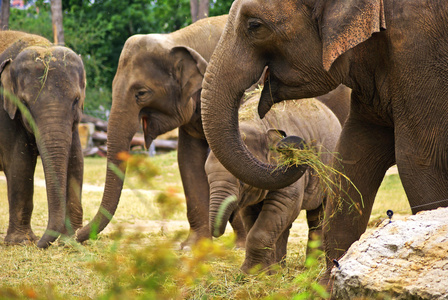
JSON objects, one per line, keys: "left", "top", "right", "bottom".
{"left": 64, "top": 129, "right": 84, "bottom": 235}
{"left": 241, "top": 191, "right": 300, "bottom": 273}
{"left": 275, "top": 224, "right": 292, "bottom": 265}
{"left": 229, "top": 210, "right": 247, "bottom": 248}
{"left": 177, "top": 127, "right": 211, "bottom": 248}
{"left": 394, "top": 123, "right": 448, "bottom": 213}
{"left": 4, "top": 149, "right": 38, "bottom": 244}
{"left": 323, "top": 118, "right": 395, "bottom": 280}
{"left": 240, "top": 202, "right": 263, "bottom": 233}
{"left": 237, "top": 203, "right": 264, "bottom": 250}
{"left": 306, "top": 203, "right": 324, "bottom": 256}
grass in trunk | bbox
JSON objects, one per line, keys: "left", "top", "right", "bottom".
{"left": 274, "top": 142, "right": 364, "bottom": 216}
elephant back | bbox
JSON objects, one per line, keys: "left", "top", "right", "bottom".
{"left": 0, "top": 31, "right": 51, "bottom": 63}
{"left": 267, "top": 99, "right": 341, "bottom": 165}
{"left": 238, "top": 88, "right": 341, "bottom": 167}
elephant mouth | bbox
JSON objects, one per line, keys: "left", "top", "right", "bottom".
{"left": 141, "top": 115, "right": 156, "bottom": 149}
{"left": 229, "top": 211, "right": 236, "bottom": 223}
{"left": 140, "top": 108, "right": 182, "bottom": 150}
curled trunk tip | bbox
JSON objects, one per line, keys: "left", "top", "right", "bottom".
{"left": 210, "top": 195, "right": 238, "bottom": 237}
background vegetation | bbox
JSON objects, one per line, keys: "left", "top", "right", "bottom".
{"left": 7, "top": 0, "right": 234, "bottom": 119}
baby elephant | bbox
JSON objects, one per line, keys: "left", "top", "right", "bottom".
{"left": 205, "top": 95, "right": 341, "bottom": 273}
{"left": 0, "top": 31, "right": 86, "bottom": 248}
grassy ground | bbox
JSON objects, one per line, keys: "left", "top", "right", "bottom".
{"left": 0, "top": 151, "right": 411, "bottom": 299}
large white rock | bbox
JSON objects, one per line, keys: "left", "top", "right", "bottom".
{"left": 331, "top": 207, "right": 448, "bottom": 299}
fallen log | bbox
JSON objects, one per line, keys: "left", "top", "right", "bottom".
{"left": 81, "top": 114, "right": 108, "bottom": 132}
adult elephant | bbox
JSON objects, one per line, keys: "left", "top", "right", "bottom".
{"left": 206, "top": 94, "right": 342, "bottom": 273}
{"left": 201, "top": 0, "right": 448, "bottom": 283}
{"left": 0, "top": 31, "right": 85, "bottom": 248}
{"left": 75, "top": 15, "right": 247, "bottom": 248}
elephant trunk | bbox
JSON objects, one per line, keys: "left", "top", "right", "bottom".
{"left": 208, "top": 175, "right": 240, "bottom": 237}
{"left": 36, "top": 130, "right": 71, "bottom": 248}
{"left": 76, "top": 107, "right": 140, "bottom": 243}
{"left": 201, "top": 45, "right": 307, "bottom": 190}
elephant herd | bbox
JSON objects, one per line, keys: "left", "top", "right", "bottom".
{"left": 2, "top": 0, "right": 448, "bottom": 287}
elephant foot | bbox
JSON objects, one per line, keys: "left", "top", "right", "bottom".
{"left": 240, "top": 250, "right": 278, "bottom": 275}
{"left": 59, "top": 224, "right": 81, "bottom": 237}
{"left": 180, "top": 230, "right": 211, "bottom": 250}
{"left": 241, "top": 259, "right": 279, "bottom": 275}
{"left": 278, "top": 256, "right": 287, "bottom": 267}
{"left": 235, "top": 236, "right": 246, "bottom": 249}
{"left": 5, "top": 231, "right": 38, "bottom": 245}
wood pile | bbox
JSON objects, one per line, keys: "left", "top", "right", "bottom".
{"left": 79, "top": 114, "right": 178, "bottom": 157}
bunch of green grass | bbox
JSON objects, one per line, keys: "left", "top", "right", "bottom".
{"left": 274, "top": 143, "right": 364, "bottom": 215}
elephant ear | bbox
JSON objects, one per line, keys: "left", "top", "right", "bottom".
{"left": 317, "top": 0, "right": 386, "bottom": 70}
{"left": 266, "top": 129, "right": 287, "bottom": 145}
{"left": 170, "top": 46, "right": 208, "bottom": 96}
{"left": 266, "top": 129, "right": 287, "bottom": 163}
{"left": 0, "top": 58, "right": 17, "bottom": 119}
{"left": 276, "top": 135, "right": 307, "bottom": 151}
{"left": 0, "top": 39, "right": 33, "bottom": 119}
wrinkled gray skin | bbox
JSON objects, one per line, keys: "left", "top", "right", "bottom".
{"left": 75, "top": 15, "right": 247, "bottom": 248}
{"left": 314, "top": 84, "right": 350, "bottom": 126}
{"left": 0, "top": 31, "right": 85, "bottom": 248}
{"left": 205, "top": 95, "right": 342, "bottom": 273}
{"left": 201, "top": 0, "right": 448, "bottom": 284}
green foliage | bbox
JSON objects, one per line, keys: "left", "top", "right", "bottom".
{"left": 8, "top": 5, "right": 52, "bottom": 39}
{"left": 84, "top": 87, "right": 112, "bottom": 119}
{"left": 210, "top": 0, "right": 234, "bottom": 15}
{"left": 90, "top": 236, "right": 238, "bottom": 300}
{"left": 292, "top": 241, "right": 329, "bottom": 299}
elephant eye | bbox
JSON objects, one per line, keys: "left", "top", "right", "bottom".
{"left": 248, "top": 18, "right": 262, "bottom": 31}
{"left": 135, "top": 89, "right": 152, "bottom": 103}
{"left": 247, "top": 18, "right": 272, "bottom": 42}
{"left": 73, "top": 96, "right": 82, "bottom": 108}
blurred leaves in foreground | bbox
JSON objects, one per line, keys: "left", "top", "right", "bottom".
{"left": 0, "top": 152, "right": 330, "bottom": 300}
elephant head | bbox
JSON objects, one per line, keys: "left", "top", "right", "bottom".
{"left": 201, "top": 0, "right": 384, "bottom": 189}
{"left": 206, "top": 121, "right": 306, "bottom": 238}
{"left": 75, "top": 35, "right": 208, "bottom": 242}
{"left": 0, "top": 40, "right": 86, "bottom": 248}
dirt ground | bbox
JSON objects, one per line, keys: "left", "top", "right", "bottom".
{"left": 89, "top": 165, "right": 399, "bottom": 240}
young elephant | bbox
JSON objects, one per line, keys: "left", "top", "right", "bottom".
{"left": 0, "top": 31, "right": 86, "bottom": 248}
{"left": 205, "top": 94, "right": 342, "bottom": 273}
